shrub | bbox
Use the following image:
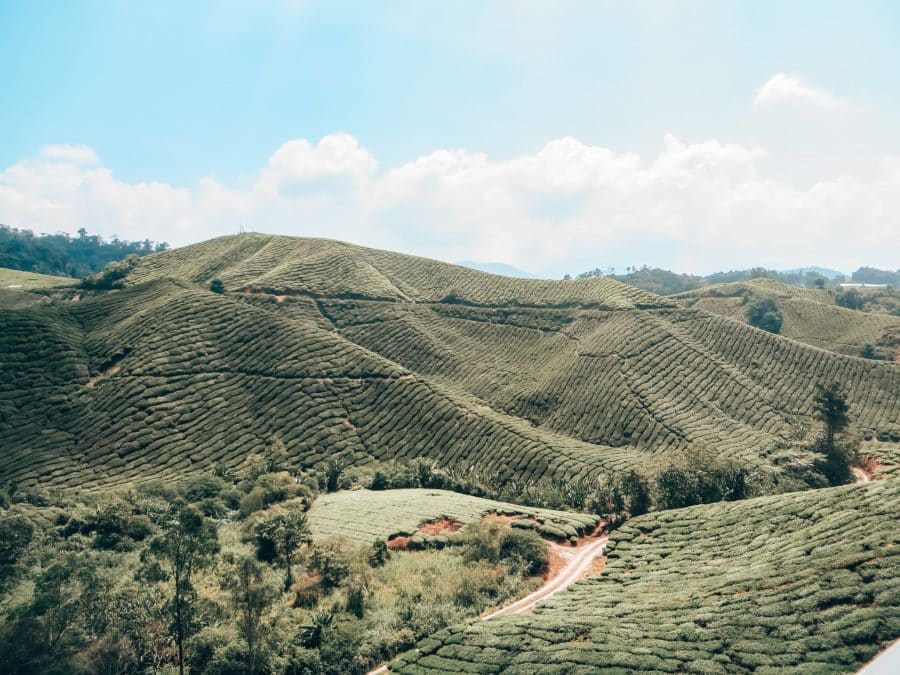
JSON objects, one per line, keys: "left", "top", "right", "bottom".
{"left": 499, "top": 529, "right": 549, "bottom": 576}
{"left": 209, "top": 278, "right": 225, "bottom": 294}
{"left": 746, "top": 298, "right": 783, "bottom": 333}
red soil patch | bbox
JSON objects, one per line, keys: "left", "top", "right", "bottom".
{"left": 418, "top": 517, "right": 462, "bottom": 536}
{"left": 387, "top": 535, "right": 410, "bottom": 550}
{"left": 542, "top": 547, "right": 569, "bottom": 581}
{"left": 857, "top": 454, "right": 882, "bottom": 477}
{"left": 585, "top": 555, "right": 606, "bottom": 576}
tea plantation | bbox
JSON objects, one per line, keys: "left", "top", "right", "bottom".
{"left": 307, "top": 488, "right": 600, "bottom": 545}
{"left": 1, "top": 235, "right": 898, "bottom": 491}
{"left": 676, "top": 278, "right": 900, "bottom": 358}
{"left": 393, "top": 480, "right": 900, "bottom": 674}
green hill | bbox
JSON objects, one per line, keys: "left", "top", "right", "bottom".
{"left": 393, "top": 479, "right": 900, "bottom": 674}
{"left": 1, "top": 235, "right": 898, "bottom": 492}
{"left": 676, "top": 278, "right": 900, "bottom": 359}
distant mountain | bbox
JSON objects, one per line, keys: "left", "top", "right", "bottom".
{"left": 457, "top": 260, "right": 538, "bottom": 278}
{"left": 779, "top": 266, "right": 845, "bottom": 279}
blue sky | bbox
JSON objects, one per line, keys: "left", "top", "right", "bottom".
{"left": 2, "top": 1, "right": 899, "bottom": 276}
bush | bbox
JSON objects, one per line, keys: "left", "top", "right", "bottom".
{"left": 499, "top": 529, "right": 549, "bottom": 576}
{"left": 209, "top": 278, "right": 225, "bottom": 294}
{"left": 80, "top": 255, "right": 138, "bottom": 290}
{"left": 746, "top": 298, "right": 783, "bottom": 334}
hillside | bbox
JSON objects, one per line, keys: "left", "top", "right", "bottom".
{"left": 308, "top": 488, "right": 600, "bottom": 545}
{"left": 676, "top": 278, "right": 900, "bottom": 359}
{"left": 1, "top": 234, "right": 898, "bottom": 492}
{"left": 393, "top": 479, "right": 900, "bottom": 674}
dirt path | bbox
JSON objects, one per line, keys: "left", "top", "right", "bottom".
{"left": 366, "top": 536, "right": 608, "bottom": 674}
{"left": 852, "top": 467, "right": 873, "bottom": 483}
{"left": 481, "top": 535, "right": 608, "bottom": 619}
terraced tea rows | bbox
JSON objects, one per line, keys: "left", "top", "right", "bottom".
{"left": 393, "top": 480, "right": 900, "bottom": 674}
{"left": 0, "top": 280, "right": 639, "bottom": 489}
{"left": 308, "top": 488, "right": 600, "bottom": 545}
{"left": 676, "top": 278, "right": 900, "bottom": 358}
{"left": 126, "top": 233, "right": 670, "bottom": 309}
{"left": 1, "top": 235, "right": 898, "bottom": 491}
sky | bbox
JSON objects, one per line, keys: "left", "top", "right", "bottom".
{"left": 2, "top": 0, "right": 899, "bottom": 277}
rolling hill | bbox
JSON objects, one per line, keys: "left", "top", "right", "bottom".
{"left": 675, "top": 278, "right": 900, "bottom": 359}
{"left": 1, "top": 234, "right": 898, "bottom": 492}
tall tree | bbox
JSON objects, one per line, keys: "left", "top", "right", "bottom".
{"left": 254, "top": 510, "right": 311, "bottom": 590}
{"left": 141, "top": 500, "right": 219, "bottom": 675}
{"left": 222, "top": 555, "right": 276, "bottom": 675}
{"left": 814, "top": 383, "right": 850, "bottom": 452}
{"left": 813, "top": 383, "right": 853, "bottom": 485}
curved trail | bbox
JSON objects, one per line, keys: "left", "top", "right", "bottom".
{"left": 481, "top": 536, "right": 608, "bottom": 619}
{"left": 367, "top": 535, "right": 608, "bottom": 674}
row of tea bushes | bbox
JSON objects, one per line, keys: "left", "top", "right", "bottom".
{"left": 394, "top": 479, "right": 900, "bottom": 673}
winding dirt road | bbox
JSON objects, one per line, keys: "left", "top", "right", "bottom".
{"left": 481, "top": 535, "right": 608, "bottom": 619}
{"left": 366, "top": 535, "right": 608, "bottom": 674}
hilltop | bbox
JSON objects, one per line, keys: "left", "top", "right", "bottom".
{"left": 1, "top": 234, "right": 897, "bottom": 492}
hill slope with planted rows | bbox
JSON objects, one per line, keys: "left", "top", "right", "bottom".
{"left": 1, "top": 234, "right": 898, "bottom": 489}
{"left": 393, "top": 479, "right": 900, "bottom": 674}
{"left": 675, "top": 278, "right": 900, "bottom": 359}
{"left": 308, "top": 488, "right": 600, "bottom": 545}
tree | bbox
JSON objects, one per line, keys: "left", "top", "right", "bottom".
{"left": 813, "top": 383, "right": 853, "bottom": 484}
{"left": 620, "top": 470, "right": 650, "bottom": 516}
{"left": 814, "top": 383, "right": 850, "bottom": 451}
{"left": 141, "top": 500, "right": 220, "bottom": 675}
{"left": 325, "top": 460, "right": 344, "bottom": 493}
{"left": 209, "top": 278, "right": 225, "bottom": 294}
{"left": 222, "top": 555, "right": 276, "bottom": 675}
{"left": 836, "top": 289, "right": 864, "bottom": 310}
{"left": 253, "top": 510, "right": 311, "bottom": 590}
{"left": 812, "top": 276, "right": 826, "bottom": 289}
{"left": 299, "top": 610, "right": 333, "bottom": 649}
{"left": 368, "top": 539, "right": 390, "bottom": 568}
{"left": 746, "top": 298, "right": 783, "bottom": 334}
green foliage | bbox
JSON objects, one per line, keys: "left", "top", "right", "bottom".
{"left": 252, "top": 509, "right": 310, "bottom": 589}
{"left": 369, "top": 538, "right": 390, "bottom": 567}
{"left": 836, "top": 288, "right": 865, "bottom": 310}
{"left": 141, "top": 500, "right": 220, "bottom": 675}
{"left": 0, "top": 225, "right": 166, "bottom": 278}
{"left": 298, "top": 610, "right": 333, "bottom": 649}
{"left": 309, "top": 538, "right": 353, "bottom": 590}
{"left": 80, "top": 254, "right": 139, "bottom": 290}
{"left": 209, "top": 278, "right": 225, "bottom": 294}
{"left": 746, "top": 297, "right": 783, "bottom": 333}
{"left": 221, "top": 555, "right": 277, "bottom": 675}
{"left": 0, "top": 514, "right": 33, "bottom": 588}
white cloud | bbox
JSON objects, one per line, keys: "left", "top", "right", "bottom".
{"left": 754, "top": 73, "right": 843, "bottom": 109}
{"left": 1, "top": 133, "right": 898, "bottom": 275}
{"left": 39, "top": 144, "right": 101, "bottom": 165}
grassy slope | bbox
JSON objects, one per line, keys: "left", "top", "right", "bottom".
{"left": 394, "top": 480, "right": 900, "bottom": 674}
{"left": 0, "top": 267, "right": 76, "bottom": 289}
{"left": 675, "top": 278, "right": 900, "bottom": 358}
{"left": 1, "top": 235, "right": 898, "bottom": 490}
{"left": 308, "top": 488, "right": 600, "bottom": 544}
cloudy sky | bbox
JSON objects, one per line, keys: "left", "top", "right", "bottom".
{"left": 2, "top": 1, "right": 899, "bottom": 277}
